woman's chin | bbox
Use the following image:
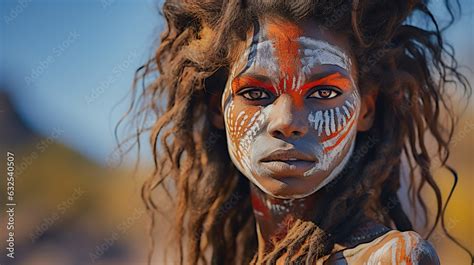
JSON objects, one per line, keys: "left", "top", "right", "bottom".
{"left": 253, "top": 174, "right": 327, "bottom": 199}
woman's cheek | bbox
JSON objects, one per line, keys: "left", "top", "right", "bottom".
{"left": 224, "top": 99, "right": 265, "bottom": 172}
{"left": 305, "top": 91, "right": 360, "bottom": 173}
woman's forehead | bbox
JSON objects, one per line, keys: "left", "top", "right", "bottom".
{"left": 231, "top": 17, "right": 355, "bottom": 78}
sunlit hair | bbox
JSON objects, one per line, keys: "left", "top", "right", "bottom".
{"left": 118, "top": 0, "right": 472, "bottom": 264}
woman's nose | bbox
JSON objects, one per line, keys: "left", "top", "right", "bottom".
{"left": 267, "top": 95, "right": 308, "bottom": 139}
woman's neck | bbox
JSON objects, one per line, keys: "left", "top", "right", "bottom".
{"left": 249, "top": 183, "right": 327, "bottom": 255}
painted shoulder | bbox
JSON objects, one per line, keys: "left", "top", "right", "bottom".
{"left": 366, "top": 230, "right": 440, "bottom": 265}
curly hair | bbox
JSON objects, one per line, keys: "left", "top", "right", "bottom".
{"left": 118, "top": 0, "right": 472, "bottom": 264}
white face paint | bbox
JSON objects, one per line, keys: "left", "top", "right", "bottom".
{"left": 304, "top": 91, "right": 360, "bottom": 193}
{"left": 299, "top": 37, "right": 353, "bottom": 75}
{"left": 222, "top": 18, "right": 361, "bottom": 199}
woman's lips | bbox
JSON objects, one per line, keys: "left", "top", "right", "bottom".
{"left": 260, "top": 149, "right": 317, "bottom": 162}
{"left": 259, "top": 149, "right": 317, "bottom": 177}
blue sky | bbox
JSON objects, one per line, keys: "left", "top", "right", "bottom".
{"left": 0, "top": 0, "right": 472, "bottom": 165}
{"left": 1, "top": 0, "right": 161, "bottom": 164}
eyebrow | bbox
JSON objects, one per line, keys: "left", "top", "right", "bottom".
{"left": 231, "top": 71, "right": 352, "bottom": 98}
{"left": 231, "top": 74, "right": 277, "bottom": 94}
{"left": 298, "top": 72, "right": 352, "bottom": 94}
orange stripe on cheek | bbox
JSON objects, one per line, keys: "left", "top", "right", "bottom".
{"left": 320, "top": 109, "right": 354, "bottom": 142}
{"left": 323, "top": 116, "right": 355, "bottom": 153}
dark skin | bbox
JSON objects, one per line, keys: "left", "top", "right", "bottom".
{"left": 250, "top": 183, "right": 382, "bottom": 263}
{"left": 250, "top": 182, "right": 327, "bottom": 257}
{"left": 210, "top": 17, "right": 438, "bottom": 264}
{"left": 212, "top": 17, "right": 376, "bottom": 254}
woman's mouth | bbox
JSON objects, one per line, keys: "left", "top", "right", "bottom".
{"left": 259, "top": 149, "right": 317, "bottom": 176}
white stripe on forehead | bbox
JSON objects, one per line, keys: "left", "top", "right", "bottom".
{"left": 299, "top": 37, "right": 352, "bottom": 74}
{"left": 234, "top": 37, "right": 352, "bottom": 81}
{"left": 253, "top": 40, "right": 280, "bottom": 76}
{"left": 231, "top": 39, "right": 280, "bottom": 81}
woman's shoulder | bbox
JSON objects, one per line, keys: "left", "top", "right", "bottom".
{"left": 366, "top": 230, "right": 440, "bottom": 265}
{"left": 328, "top": 229, "right": 440, "bottom": 265}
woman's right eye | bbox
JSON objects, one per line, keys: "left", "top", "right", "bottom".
{"left": 238, "top": 88, "right": 271, "bottom": 101}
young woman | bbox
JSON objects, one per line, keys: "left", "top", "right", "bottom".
{"left": 124, "top": 0, "right": 472, "bottom": 264}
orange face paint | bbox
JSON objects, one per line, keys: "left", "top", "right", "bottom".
{"left": 266, "top": 19, "right": 305, "bottom": 107}
{"left": 323, "top": 117, "right": 356, "bottom": 153}
{"left": 232, "top": 75, "right": 276, "bottom": 95}
{"left": 298, "top": 72, "right": 352, "bottom": 94}
{"left": 232, "top": 72, "right": 351, "bottom": 101}
{"left": 223, "top": 17, "right": 360, "bottom": 199}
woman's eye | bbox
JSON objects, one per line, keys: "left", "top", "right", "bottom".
{"left": 239, "top": 88, "right": 270, "bottom": 100}
{"left": 308, "top": 87, "right": 341, "bottom": 99}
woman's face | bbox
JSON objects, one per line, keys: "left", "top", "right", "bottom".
{"left": 222, "top": 17, "right": 362, "bottom": 199}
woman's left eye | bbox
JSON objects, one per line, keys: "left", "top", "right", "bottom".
{"left": 308, "top": 87, "right": 341, "bottom": 99}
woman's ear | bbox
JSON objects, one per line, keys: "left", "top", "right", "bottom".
{"left": 357, "top": 90, "right": 377, "bottom": 131}
{"left": 209, "top": 92, "right": 225, "bottom": 129}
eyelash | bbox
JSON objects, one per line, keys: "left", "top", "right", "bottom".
{"left": 237, "top": 86, "right": 342, "bottom": 101}
{"left": 307, "top": 86, "right": 342, "bottom": 99}
{"left": 238, "top": 88, "right": 271, "bottom": 101}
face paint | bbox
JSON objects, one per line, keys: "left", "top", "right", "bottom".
{"left": 299, "top": 37, "right": 352, "bottom": 74}
{"left": 304, "top": 90, "right": 359, "bottom": 193}
{"left": 222, "top": 18, "right": 360, "bottom": 199}
{"left": 347, "top": 230, "right": 439, "bottom": 265}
